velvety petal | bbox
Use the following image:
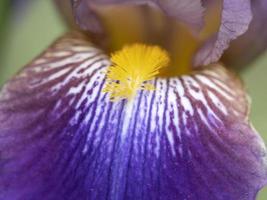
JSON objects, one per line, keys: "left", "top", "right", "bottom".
{"left": 194, "top": 0, "right": 253, "bottom": 66}
{"left": 0, "top": 32, "right": 267, "bottom": 200}
{"left": 71, "top": 0, "right": 204, "bottom": 33}
{"left": 222, "top": 0, "right": 267, "bottom": 68}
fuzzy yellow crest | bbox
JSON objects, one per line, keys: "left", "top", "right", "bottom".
{"left": 103, "top": 43, "right": 170, "bottom": 101}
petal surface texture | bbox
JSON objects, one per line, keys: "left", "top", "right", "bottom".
{"left": 223, "top": 0, "right": 267, "bottom": 68}
{"left": 0, "top": 33, "right": 267, "bottom": 200}
{"left": 71, "top": 0, "right": 204, "bottom": 33}
{"left": 194, "top": 0, "right": 253, "bottom": 66}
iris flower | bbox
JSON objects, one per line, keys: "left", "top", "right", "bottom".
{"left": 1, "top": 0, "right": 267, "bottom": 199}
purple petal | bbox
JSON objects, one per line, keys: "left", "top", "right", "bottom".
{"left": 194, "top": 0, "right": 253, "bottom": 66}
{"left": 223, "top": 0, "right": 267, "bottom": 68}
{"left": 154, "top": 0, "right": 204, "bottom": 30}
{"left": 0, "top": 33, "right": 267, "bottom": 200}
{"left": 71, "top": 0, "right": 103, "bottom": 33}
{"left": 54, "top": 0, "right": 76, "bottom": 28}
{"left": 71, "top": 0, "right": 204, "bottom": 33}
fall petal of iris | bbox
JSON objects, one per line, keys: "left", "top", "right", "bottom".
{"left": 0, "top": 33, "right": 267, "bottom": 200}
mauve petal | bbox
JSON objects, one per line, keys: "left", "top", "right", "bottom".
{"left": 71, "top": 0, "right": 103, "bottom": 33}
{"left": 71, "top": 0, "right": 204, "bottom": 33}
{"left": 222, "top": 0, "right": 267, "bottom": 68}
{"left": 0, "top": 33, "right": 267, "bottom": 200}
{"left": 194, "top": 0, "right": 253, "bottom": 66}
{"left": 54, "top": 0, "right": 76, "bottom": 28}
{"left": 154, "top": 0, "right": 204, "bottom": 30}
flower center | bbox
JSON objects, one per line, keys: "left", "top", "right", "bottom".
{"left": 93, "top": 3, "right": 221, "bottom": 77}
{"left": 103, "top": 43, "right": 170, "bottom": 101}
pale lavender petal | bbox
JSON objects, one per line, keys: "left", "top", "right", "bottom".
{"left": 71, "top": 0, "right": 204, "bottom": 33}
{"left": 71, "top": 0, "right": 103, "bottom": 33}
{"left": 0, "top": 33, "right": 267, "bottom": 200}
{"left": 223, "top": 0, "right": 267, "bottom": 68}
{"left": 194, "top": 0, "right": 253, "bottom": 66}
{"left": 154, "top": 0, "right": 204, "bottom": 30}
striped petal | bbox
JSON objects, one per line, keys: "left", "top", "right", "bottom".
{"left": 194, "top": 0, "right": 253, "bottom": 66}
{"left": 71, "top": 0, "right": 204, "bottom": 33}
{"left": 0, "top": 32, "right": 267, "bottom": 200}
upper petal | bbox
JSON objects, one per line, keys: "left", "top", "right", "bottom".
{"left": 222, "top": 0, "right": 267, "bottom": 68}
{"left": 194, "top": 0, "right": 253, "bottom": 66}
{"left": 71, "top": 0, "right": 204, "bottom": 33}
{"left": 154, "top": 0, "right": 204, "bottom": 30}
{"left": 54, "top": 0, "right": 76, "bottom": 28}
{"left": 0, "top": 33, "right": 267, "bottom": 200}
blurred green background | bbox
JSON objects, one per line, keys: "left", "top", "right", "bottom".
{"left": 0, "top": 1, "right": 266, "bottom": 199}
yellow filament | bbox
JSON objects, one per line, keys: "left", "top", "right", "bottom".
{"left": 103, "top": 43, "right": 170, "bottom": 101}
